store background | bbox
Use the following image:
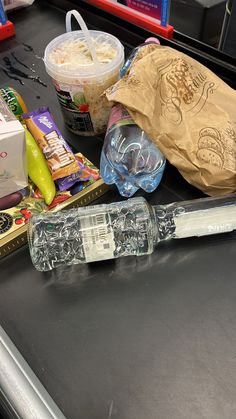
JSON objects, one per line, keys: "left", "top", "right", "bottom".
{"left": 169, "top": 0, "right": 235, "bottom": 56}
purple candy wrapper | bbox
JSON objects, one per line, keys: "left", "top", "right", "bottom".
{"left": 57, "top": 175, "right": 80, "bottom": 191}
{"left": 23, "top": 107, "right": 81, "bottom": 181}
{"left": 57, "top": 159, "right": 91, "bottom": 191}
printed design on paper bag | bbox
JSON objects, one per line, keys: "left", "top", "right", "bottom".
{"left": 158, "top": 58, "right": 216, "bottom": 125}
{"left": 225, "top": 125, "right": 236, "bottom": 142}
{"left": 0, "top": 213, "right": 13, "bottom": 234}
{"left": 107, "top": 72, "right": 143, "bottom": 96}
{"left": 223, "top": 124, "right": 236, "bottom": 171}
{"left": 197, "top": 128, "right": 224, "bottom": 168}
{"left": 197, "top": 126, "right": 236, "bottom": 171}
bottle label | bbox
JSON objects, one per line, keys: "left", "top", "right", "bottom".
{"left": 80, "top": 212, "right": 116, "bottom": 262}
{"left": 53, "top": 80, "right": 94, "bottom": 133}
{"left": 0, "top": 87, "right": 26, "bottom": 118}
{"left": 106, "top": 104, "right": 134, "bottom": 134}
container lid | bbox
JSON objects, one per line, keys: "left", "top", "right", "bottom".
{"left": 44, "top": 30, "right": 124, "bottom": 81}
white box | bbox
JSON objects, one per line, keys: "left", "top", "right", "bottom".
{"left": 0, "top": 99, "right": 28, "bottom": 199}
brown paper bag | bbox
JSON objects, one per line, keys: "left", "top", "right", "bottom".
{"left": 106, "top": 44, "right": 236, "bottom": 196}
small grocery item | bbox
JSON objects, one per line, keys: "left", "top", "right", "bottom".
{"left": 23, "top": 107, "right": 81, "bottom": 181}
{"left": 44, "top": 10, "right": 124, "bottom": 135}
{"left": 57, "top": 155, "right": 99, "bottom": 191}
{"left": 0, "top": 191, "right": 23, "bottom": 210}
{"left": 0, "top": 86, "right": 28, "bottom": 118}
{"left": 28, "top": 194, "right": 236, "bottom": 271}
{"left": 100, "top": 103, "right": 166, "bottom": 197}
{"left": 23, "top": 126, "right": 56, "bottom": 205}
{"left": 0, "top": 96, "right": 27, "bottom": 199}
{"left": 106, "top": 44, "right": 236, "bottom": 196}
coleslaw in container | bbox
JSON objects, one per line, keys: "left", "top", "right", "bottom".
{"left": 44, "top": 29, "right": 124, "bottom": 136}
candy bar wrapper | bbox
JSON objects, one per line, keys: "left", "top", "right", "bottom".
{"left": 57, "top": 157, "right": 98, "bottom": 191}
{"left": 23, "top": 107, "right": 80, "bottom": 181}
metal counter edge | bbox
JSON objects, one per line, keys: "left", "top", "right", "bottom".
{"left": 0, "top": 325, "right": 67, "bottom": 419}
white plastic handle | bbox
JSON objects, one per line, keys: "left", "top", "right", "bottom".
{"left": 65, "top": 9, "right": 99, "bottom": 67}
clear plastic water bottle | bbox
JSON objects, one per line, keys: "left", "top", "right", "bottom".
{"left": 120, "top": 37, "right": 160, "bottom": 78}
{"left": 100, "top": 103, "right": 166, "bottom": 197}
{"left": 100, "top": 37, "right": 163, "bottom": 197}
{"left": 28, "top": 195, "right": 236, "bottom": 271}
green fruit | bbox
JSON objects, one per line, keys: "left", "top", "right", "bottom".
{"left": 23, "top": 126, "right": 56, "bottom": 205}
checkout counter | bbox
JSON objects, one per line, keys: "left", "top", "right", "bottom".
{"left": 0, "top": 1, "right": 236, "bottom": 418}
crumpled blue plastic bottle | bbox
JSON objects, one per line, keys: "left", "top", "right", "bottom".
{"left": 100, "top": 104, "right": 166, "bottom": 197}
{"left": 100, "top": 38, "right": 165, "bottom": 198}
